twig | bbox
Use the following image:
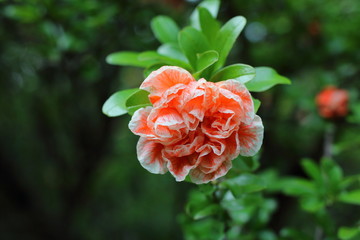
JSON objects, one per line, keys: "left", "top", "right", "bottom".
{"left": 323, "top": 123, "right": 335, "bottom": 159}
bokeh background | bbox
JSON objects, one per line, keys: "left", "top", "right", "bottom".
{"left": 1, "top": 0, "right": 359, "bottom": 239}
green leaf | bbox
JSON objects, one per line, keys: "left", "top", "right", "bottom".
{"left": 321, "top": 158, "right": 343, "bottom": 184}
{"left": 4, "top": 5, "right": 43, "bottom": 23}
{"left": 341, "top": 175, "right": 360, "bottom": 189}
{"left": 301, "top": 159, "right": 321, "bottom": 182}
{"left": 198, "top": 183, "right": 216, "bottom": 196}
{"left": 221, "top": 193, "right": 262, "bottom": 224}
{"left": 196, "top": 50, "right": 219, "bottom": 73}
{"left": 214, "top": 16, "right": 246, "bottom": 70}
{"left": 138, "top": 51, "right": 191, "bottom": 70}
{"left": 281, "top": 178, "right": 316, "bottom": 196}
{"left": 231, "top": 154, "right": 261, "bottom": 173}
{"left": 151, "top": 15, "right": 180, "bottom": 44}
{"left": 338, "top": 227, "right": 360, "bottom": 240}
{"left": 157, "top": 43, "right": 187, "bottom": 62}
{"left": 180, "top": 217, "right": 225, "bottom": 240}
{"left": 125, "top": 89, "right": 151, "bottom": 115}
{"left": 199, "top": 7, "right": 221, "bottom": 46}
{"left": 220, "top": 173, "right": 266, "bottom": 198}
{"left": 280, "top": 228, "right": 312, "bottom": 240}
{"left": 190, "top": 0, "right": 220, "bottom": 29}
{"left": 106, "top": 51, "right": 156, "bottom": 68}
{"left": 193, "top": 204, "right": 221, "bottom": 220}
{"left": 102, "top": 88, "right": 139, "bottom": 117}
{"left": 253, "top": 98, "right": 261, "bottom": 113}
{"left": 210, "top": 64, "right": 255, "bottom": 83}
{"left": 178, "top": 27, "right": 211, "bottom": 69}
{"left": 339, "top": 189, "right": 360, "bottom": 205}
{"left": 245, "top": 67, "right": 291, "bottom": 92}
{"left": 300, "top": 197, "right": 324, "bottom": 212}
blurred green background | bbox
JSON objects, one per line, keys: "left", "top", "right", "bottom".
{"left": 0, "top": 0, "right": 359, "bottom": 239}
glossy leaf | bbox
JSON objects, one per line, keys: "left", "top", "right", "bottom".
{"left": 178, "top": 27, "right": 211, "bottom": 69}
{"left": 190, "top": 0, "right": 220, "bottom": 29}
{"left": 102, "top": 88, "right": 139, "bottom": 117}
{"left": 196, "top": 50, "right": 219, "bottom": 73}
{"left": 220, "top": 173, "right": 266, "bottom": 198}
{"left": 125, "top": 89, "right": 151, "bottom": 115}
{"left": 199, "top": 7, "right": 220, "bottom": 45}
{"left": 253, "top": 98, "right": 261, "bottom": 113}
{"left": 232, "top": 155, "right": 260, "bottom": 173}
{"left": 210, "top": 64, "right": 255, "bottom": 83}
{"left": 106, "top": 51, "right": 155, "bottom": 68}
{"left": 138, "top": 51, "right": 190, "bottom": 70}
{"left": 157, "top": 43, "right": 187, "bottom": 62}
{"left": 193, "top": 204, "right": 221, "bottom": 220}
{"left": 151, "top": 15, "right": 179, "bottom": 44}
{"left": 245, "top": 67, "right": 291, "bottom": 92}
{"left": 221, "top": 193, "right": 262, "bottom": 224}
{"left": 214, "top": 16, "right": 246, "bottom": 70}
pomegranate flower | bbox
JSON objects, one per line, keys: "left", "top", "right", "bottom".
{"left": 316, "top": 86, "right": 349, "bottom": 119}
{"left": 129, "top": 66, "right": 264, "bottom": 184}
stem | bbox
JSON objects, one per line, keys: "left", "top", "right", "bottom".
{"left": 323, "top": 123, "right": 335, "bottom": 159}
{"left": 315, "top": 123, "right": 336, "bottom": 240}
{"left": 314, "top": 226, "right": 323, "bottom": 240}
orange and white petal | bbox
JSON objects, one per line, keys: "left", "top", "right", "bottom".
{"left": 165, "top": 154, "right": 199, "bottom": 182}
{"left": 201, "top": 110, "right": 238, "bottom": 139}
{"left": 164, "top": 131, "right": 205, "bottom": 158}
{"left": 148, "top": 108, "right": 187, "bottom": 142}
{"left": 128, "top": 106, "right": 155, "bottom": 138}
{"left": 238, "top": 115, "right": 264, "bottom": 156}
{"left": 137, "top": 137, "right": 168, "bottom": 174}
{"left": 179, "top": 82, "right": 207, "bottom": 130}
{"left": 190, "top": 160, "right": 232, "bottom": 184}
{"left": 154, "top": 83, "right": 186, "bottom": 108}
{"left": 196, "top": 138, "right": 226, "bottom": 157}
{"left": 217, "top": 80, "right": 254, "bottom": 124}
{"left": 140, "top": 66, "right": 195, "bottom": 104}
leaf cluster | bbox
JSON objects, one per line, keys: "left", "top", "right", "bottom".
{"left": 102, "top": 0, "right": 291, "bottom": 117}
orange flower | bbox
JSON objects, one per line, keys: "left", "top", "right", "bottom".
{"left": 129, "top": 66, "right": 264, "bottom": 184}
{"left": 316, "top": 86, "right": 349, "bottom": 119}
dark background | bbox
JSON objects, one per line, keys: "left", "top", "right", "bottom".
{"left": 1, "top": 0, "right": 359, "bottom": 239}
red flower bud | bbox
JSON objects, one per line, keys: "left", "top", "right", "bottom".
{"left": 316, "top": 86, "right": 349, "bottom": 119}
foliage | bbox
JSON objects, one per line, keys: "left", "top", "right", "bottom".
{"left": 1, "top": 0, "right": 360, "bottom": 239}
{"left": 102, "top": 0, "right": 290, "bottom": 117}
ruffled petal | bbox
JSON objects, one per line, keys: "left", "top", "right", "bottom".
{"left": 163, "top": 131, "right": 204, "bottom": 181}
{"left": 217, "top": 80, "right": 254, "bottom": 124}
{"left": 195, "top": 133, "right": 239, "bottom": 174}
{"left": 179, "top": 81, "right": 207, "bottom": 130}
{"left": 201, "top": 110, "right": 237, "bottom": 139}
{"left": 196, "top": 138, "right": 226, "bottom": 156}
{"left": 128, "top": 106, "right": 155, "bottom": 138}
{"left": 165, "top": 154, "right": 199, "bottom": 182}
{"left": 154, "top": 84, "right": 187, "bottom": 108}
{"left": 238, "top": 115, "right": 264, "bottom": 156}
{"left": 148, "top": 107, "right": 188, "bottom": 143}
{"left": 140, "top": 66, "right": 195, "bottom": 104}
{"left": 137, "top": 137, "right": 168, "bottom": 174}
{"left": 190, "top": 159, "right": 232, "bottom": 184}
{"left": 164, "top": 131, "right": 205, "bottom": 157}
